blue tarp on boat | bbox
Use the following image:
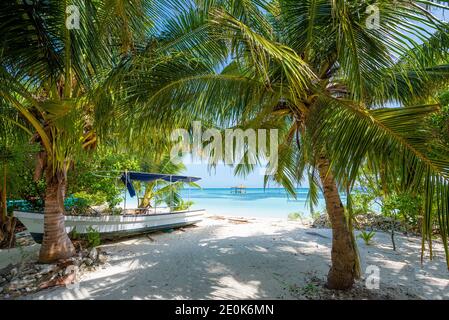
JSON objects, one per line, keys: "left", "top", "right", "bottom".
{"left": 121, "top": 172, "right": 201, "bottom": 198}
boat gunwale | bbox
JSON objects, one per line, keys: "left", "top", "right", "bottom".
{"left": 13, "top": 209, "right": 206, "bottom": 221}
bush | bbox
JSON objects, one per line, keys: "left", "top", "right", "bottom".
{"left": 288, "top": 212, "right": 304, "bottom": 221}
{"left": 350, "top": 173, "right": 425, "bottom": 233}
{"left": 107, "top": 207, "right": 123, "bottom": 215}
{"left": 382, "top": 193, "right": 422, "bottom": 232}
{"left": 288, "top": 212, "right": 301, "bottom": 220}
{"left": 70, "top": 191, "right": 106, "bottom": 206}
{"left": 67, "top": 151, "right": 140, "bottom": 210}
{"left": 351, "top": 190, "right": 377, "bottom": 215}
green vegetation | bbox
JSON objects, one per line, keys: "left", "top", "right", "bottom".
{"left": 86, "top": 227, "right": 101, "bottom": 248}
{"left": 357, "top": 231, "right": 376, "bottom": 246}
{"left": 174, "top": 200, "right": 195, "bottom": 212}
{"left": 67, "top": 151, "right": 141, "bottom": 211}
{"left": 288, "top": 212, "right": 302, "bottom": 221}
{"left": 68, "top": 227, "right": 80, "bottom": 241}
{"left": 351, "top": 175, "right": 424, "bottom": 234}
{"left": 288, "top": 211, "right": 311, "bottom": 224}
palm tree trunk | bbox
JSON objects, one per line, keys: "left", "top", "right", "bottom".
{"left": 38, "top": 166, "right": 75, "bottom": 263}
{"left": 139, "top": 182, "right": 154, "bottom": 208}
{"left": 317, "top": 155, "right": 357, "bottom": 290}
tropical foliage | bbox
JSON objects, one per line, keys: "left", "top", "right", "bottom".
{"left": 0, "top": 0, "right": 208, "bottom": 262}
{"left": 67, "top": 149, "right": 141, "bottom": 211}
{"left": 126, "top": 0, "right": 449, "bottom": 288}
{"left": 0, "top": 0, "right": 154, "bottom": 261}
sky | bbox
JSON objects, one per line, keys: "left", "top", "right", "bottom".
{"left": 183, "top": 163, "right": 270, "bottom": 188}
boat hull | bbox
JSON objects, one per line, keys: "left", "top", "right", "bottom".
{"left": 14, "top": 210, "right": 205, "bottom": 243}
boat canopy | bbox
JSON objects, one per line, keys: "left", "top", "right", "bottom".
{"left": 121, "top": 171, "right": 201, "bottom": 198}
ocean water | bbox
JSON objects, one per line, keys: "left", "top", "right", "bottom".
{"left": 122, "top": 187, "right": 330, "bottom": 218}
{"left": 178, "top": 188, "right": 333, "bottom": 218}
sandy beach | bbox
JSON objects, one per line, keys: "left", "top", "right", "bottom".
{"left": 2, "top": 216, "right": 448, "bottom": 300}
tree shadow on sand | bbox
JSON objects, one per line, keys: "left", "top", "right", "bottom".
{"left": 24, "top": 223, "right": 449, "bottom": 300}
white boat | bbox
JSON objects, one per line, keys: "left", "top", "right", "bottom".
{"left": 14, "top": 209, "right": 205, "bottom": 243}
{"left": 14, "top": 172, "right": 205, "bottom": 243}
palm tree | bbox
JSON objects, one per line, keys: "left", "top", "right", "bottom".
{"left": 0, "top": 0, "right": 154, "bottom": 262}
{"left": 0, "top": 0, "right": 223, "bottom": 262}
{"left": 132, "top": 0, "right": 449, "bottom": 289}
{"left": 137, "top": 154, "right": 199, "bottom": 209}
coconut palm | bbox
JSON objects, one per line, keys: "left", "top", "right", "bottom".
{"left": 137, "top": 154, "right": 200, "bottom": 209}
{"left": 131, "top": 0, "right": 449, "bottom": 289}
{"left": 0, "top": 0, "right": 170, "bottom": 262}
{"left": 0, "top": 0, "right": 223, "bottom": 262}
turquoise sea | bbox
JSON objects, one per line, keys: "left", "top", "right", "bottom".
{"left": 178, "top": 188, "right": 333, "bottom": 218}
{"left": 12, "top": 187, "right": 345, "bottom": 219}
{"left": 122, "top": 187, "right": 332, "bottom": 218}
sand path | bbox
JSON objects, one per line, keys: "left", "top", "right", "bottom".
{"left": 4, "top": 216, "right": 448, "bottom": 300}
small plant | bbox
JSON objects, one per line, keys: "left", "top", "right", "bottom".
{"left": 301, "top": 283, "right": 319, "bottom": 297}
{"left": 68, "top": 227, "right": 80, "bottom": 240}
{"left": 86, "top": 226, "right": 101, "bottom": 248}
{"left": 288, "top": 212, "right": 303, "bottom": 221}
{"left": 357, "top": 230, "right": 376, "bottom": 245}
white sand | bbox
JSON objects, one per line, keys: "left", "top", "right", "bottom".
{"left": 0, "top": 243, "right": 40, "bottom": 270}
{"left": 4, "top": 216, "right": 449, "bottom": 300}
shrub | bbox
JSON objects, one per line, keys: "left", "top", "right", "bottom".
{"left": 351, "top": 190, "right": 377, "bottom": 215}
{"left": 70, "top": 191, "right": 106, "bottom": 206}
{"left": 382, "top": 193, "right": 422, "bottom": 231}
{"left": 288, "top": 212, "right": 301, "bottom": 220}
{"left": 109, "top": 207, "right": 123, "bottom": 215}
{"left": 288, "top": 212, "right": 303, "bottom": 221}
